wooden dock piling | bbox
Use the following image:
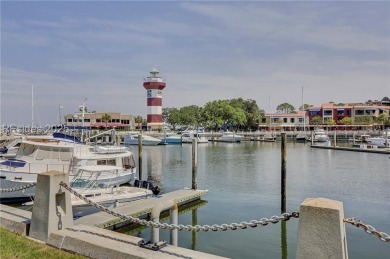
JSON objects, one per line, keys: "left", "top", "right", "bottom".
{"left": 281, "top": 132, "right": 287, "bottom": 213}
{"left": 192, "top": 139, "right": 198, "bottom": 190}
{"left": 138, "top": 134, "right": 142, "bottom": 181}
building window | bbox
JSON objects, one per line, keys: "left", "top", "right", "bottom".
{"left": 290, "top": 118, "right": 295, "bottom": 123}
{"left": 298, "top": 118, "right": 304, "bottom": 123}
{"left": 355, "top": 110, "right": 364, "bottom": 115}
{"left": 96, "top": 119, "right": 101, "bottom": 122}
{"left": 323, "top": 110, "right": 332, "bottom": 116}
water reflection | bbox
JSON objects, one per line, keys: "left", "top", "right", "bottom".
{"left": 125, "top": 142, "right": 389, "bottom": 259}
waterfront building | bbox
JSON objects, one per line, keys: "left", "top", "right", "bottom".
{"left": 143, "top": 68, "right": 166, "bottom": 130}
{"left": 307, "top": 103, "right": 389, "bottom": 126}
{"left": 259, "top": 111, "right": 308, "bottom": 131}
{"left": 64, "top": 111, "right": 134, "bottom": 130}
{"left": 259, "top": 102, "right": 389, "bottom": 131}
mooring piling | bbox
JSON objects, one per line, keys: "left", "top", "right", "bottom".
{"left": 281, "top": 132, "right": 287, "bottom": 213}
{"left": 138, "top": 134, "right": 143, "bottom": 181}
{"left": 192, "top": 139, "right": 198, "bottom": 190}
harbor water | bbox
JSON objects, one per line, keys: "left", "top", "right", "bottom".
{"left": 125, "top": 141, "right": 390, "bottom": 259}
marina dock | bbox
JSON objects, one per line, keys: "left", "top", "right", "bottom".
{"left": 310, "top": 144, "right": 390, "bottom": 154}
{"left": 76, "top": 189, "right": 208, "bottom": 229}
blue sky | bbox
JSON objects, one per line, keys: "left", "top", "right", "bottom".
{"left": 1, "top": 0, "right": 389, "bottom": 125}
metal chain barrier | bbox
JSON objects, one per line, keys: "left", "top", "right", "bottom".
{"left": 60, "top": 181, "right": 299, "bottom": 231}
{"left": 60, "top": 181, "right": 389, "bottom": 243}
{"left": 344, "top": 217, "right": 390, "bottom": 242}
{"left": 0, "top": 182, "right": 37, "bottom": 193}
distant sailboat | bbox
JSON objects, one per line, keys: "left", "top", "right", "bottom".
{"left": 296, "top": 86, "right": 308, "bottom": 142}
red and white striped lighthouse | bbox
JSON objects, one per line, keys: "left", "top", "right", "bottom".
{"left": 143, "top": 68, "right": 166, "bottom": 129}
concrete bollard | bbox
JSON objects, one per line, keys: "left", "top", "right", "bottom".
{"left": 170, "top": 201, "right": 178, "bottom": 246}
{"left": 29, "top": 171, "right": 73, "bottom": 242}
{"left": 296, "top": 198, "right": 348, "bottom": 259}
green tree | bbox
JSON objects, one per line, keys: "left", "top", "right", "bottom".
{"left": 134, "top": 116, "right": 143, "bottom": 130}
{"left": 324, "top": 118, "right": 336, "bottom": 125}
{"left": 167, "top": 108, "right": 181, "bottom": 129}
{"left": 374, "top": 113, "right": 389, "bottom": 130}
{"left": 339, "top": 117, "right": 352, "bottom": 125}
{"left": 202, "top": 100, "right": 228, "bottom": 130}
{"left": 229, "top": 98, "right": 261, "bottom": 130}
{"left": 310, "top": 116, "right": 322, "bottom": 125}
{"left": 298, "top": 104, "right": 311, "bottom": 111}
{"left": 276, "top": 103, "right": 295, "bottom": 113}
{"left": 102, "top": 113, "right": 111, "bottom": 129}
{"left": 179, "top": 105, "right": 202, "bottom": 128}
{"left": 354, "top": 116, "right": 371, "bottom": 125}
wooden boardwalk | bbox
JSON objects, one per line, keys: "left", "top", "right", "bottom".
{"left": 310, "top": 145, "right": 390, "bottom": 154}
{"left": 75, "top": 189, "right": 208, "bottom": 229}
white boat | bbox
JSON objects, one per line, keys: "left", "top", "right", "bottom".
{"left": 365, "top": 130, "right": 390, "bottom": 147}
{"left": 181, "top": 130, "right": 209, "bottom": 143}
{"left": 217, "top": 131, "right": 242, "bottom": 143}
{"left": 295, "top": 132, "right": 309, "bottom": 142}
{"left": 69, "top": 166, "right": 152, "bottom": 217}
{"left": 259, "top": 133, "right": 277, "bottom": 142}
{"left": 0, "top": 133, "right": 137, "bottom": 201}
{"left": 123, "top": 134, "right": 161, "bottom": 146}
{"left": 0, "top": 136, "right": 23, "bottom": 158}
{"left": 311, "top": 129, "right": 329, "bottom": 142}
{"left": 159, "top": 133, "right": 182, "bottom": 144}
{"left": 295, "top": 87, "right": 308, "bottom": 142}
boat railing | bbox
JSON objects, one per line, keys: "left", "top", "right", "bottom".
{"left": 0, "top": 161, "right": 68, "bottom": 174}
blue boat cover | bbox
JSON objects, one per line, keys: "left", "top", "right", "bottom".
{"left": 0, "top": 147, "right": 8, "bottom": 154}
{"left": 0, "top": 159, "right": 26, "bottom": 167}
{"left": 53, "top": 133, "right": 84, "bottom": 144}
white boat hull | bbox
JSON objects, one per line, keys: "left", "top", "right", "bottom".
{"left": 0, "top": 168, "right": 136, "bottom": 200}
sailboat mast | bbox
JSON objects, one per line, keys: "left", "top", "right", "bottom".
{"left": 31, "top": 84, "right": 34, "bottom": 127}
{"left": 302, "top": 86, "right": 305, "bottom": 133}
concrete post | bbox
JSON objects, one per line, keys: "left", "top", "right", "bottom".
{"left": 150, "top": 200, "right": 175, "bottom": 244}
{"left": 29, "top": 171, "right": 73, "bottom": 242}
{"left": 170, "top": 200, "right": 178, "bottom": 246}
{"left": 296, "top": 198, "right": 348, "bottom": 259}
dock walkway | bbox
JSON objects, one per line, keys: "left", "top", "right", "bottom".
{"left": 310, "top": 145, "right": 390, "bottom": 154}
{"left": 76, "top": 189, "right": 208, "bottom": 229}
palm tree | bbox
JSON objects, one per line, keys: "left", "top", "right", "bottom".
{"left": 134, "top": 116, "right": 143, "bottom": 130}
{"left": 102, "top": 113, "right": 111, "bottom": 129}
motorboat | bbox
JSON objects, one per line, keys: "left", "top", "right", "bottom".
{"left": 0, "top": 136, "right": 23, "bottom": 159}
{"left": 21, "top": 165, "right": 152, "bottom": 217}
{"left": 217, "top": 131, "right": 242, "bottom": 143}
{"left": 295, "top": 132, "right": 309, "bottom": 142}
{"left": 365, "top": 130, "right": 390, "bottom": 147}
{"left": 159, "top": 132, "right": 182, "bottom": 144}
{"left": 123, "top": 134, "right": 161, "bottom": 146}
{"left": 0, "top": 133, "right": 137, "bottom": 202}
{"left": 181, "top": 130, "right": 209, "bottom": 144}
{"left": 311, "top": 129, "right": 329, "bottom": 142}
{"left": 69, "top": 166, "right": 152, "bottom": 217}
{"left": 259, "top": 133, "right": 277, "bottom": 142}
